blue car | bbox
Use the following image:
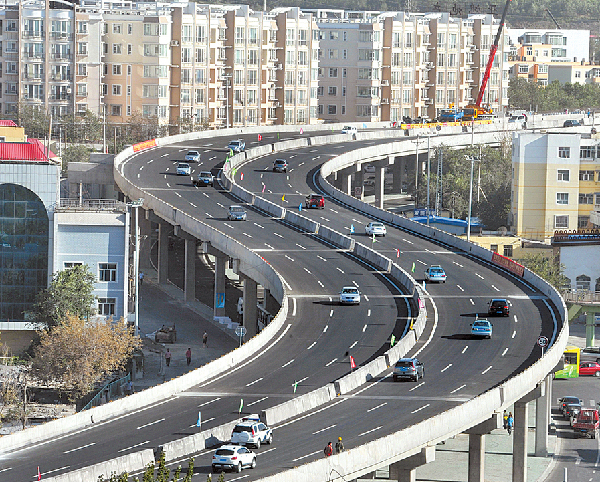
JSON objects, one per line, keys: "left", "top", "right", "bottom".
{"left": 471, "top": 318, "right": 492, "bottom": 339}
{"left": 424, "top": 265, "right": 446, "bottom": 283}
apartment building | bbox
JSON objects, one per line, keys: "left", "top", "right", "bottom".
{"left": 1, "top": 0, "right": 510, "bottom": 127}
{"left": 511, "top": 131, "right": 600, "bottom": 241}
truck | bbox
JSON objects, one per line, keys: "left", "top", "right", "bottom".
{"left": 572, "top": 408, "right": 599, "bottom": 438}
{"left": 439, "top": 109, "right": 464, "bottom": 122}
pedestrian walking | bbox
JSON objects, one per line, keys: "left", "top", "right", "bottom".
{"left": 139, "top": 271, "right": 144, "bottom": 286}
{"left": 203, "top": 331, "right": 208, "bottom": 348}
{"left": 324, "top": 442, "right": 333, "bottom": 457}
{"left": 503, "top": 410, "right": 508, "bottom": 429}
{"left": 165, "top": 348, "right": 171, "bottom": 367}
{"left": 186, "top": 347, "right": 192, "bottom": 366}
{"left": 335, "top": 437, "right": 344, "bottom": 454}
{"left": 507, "top": 412, "right": 514, "bottom": 435}
{"left": 126, "top": 380, "right": 134, "bottom": 396}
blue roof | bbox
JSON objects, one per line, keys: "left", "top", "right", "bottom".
{"left": 412, "top": 216, "right": 483, "bottom": 227}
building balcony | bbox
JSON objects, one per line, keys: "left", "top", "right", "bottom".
{"left": 22, "top": 53, "right": 45, "bottom": 61}
{"left": 21, "top": 30, "right": 44, "bottom": 39}
{"left": 50, "top": 32, "right": 74, "bottom": 41}
{"left": 51, "top": 53, "right": 72, "bottom": 60}
{"left": 49, "top": 93, "right": 72, "bottom": 101}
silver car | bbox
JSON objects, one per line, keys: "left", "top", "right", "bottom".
{"left": 339, "top": 286, "right": 361, "bottom": 305}
{"left": 212, "top": 444, "right": 256, "bottom": 473}
{"left": 228, "top": 205, "right": 247, "bottom": 221}
{"left": 393, "top": 358, "right": 424, "bottom": 382}
{"left": 365, "top": 222, "right": 386, "bottom": 237}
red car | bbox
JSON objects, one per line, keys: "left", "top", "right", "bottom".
{"left": 305, "top": 194, "right": 325, "bottom": 209}
{"left": 580, "top": 361, "right": 600, "bottom": 377}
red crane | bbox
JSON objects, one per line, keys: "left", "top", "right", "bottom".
{"left": 475, "top": 0, "right": 512, "bottom": 107}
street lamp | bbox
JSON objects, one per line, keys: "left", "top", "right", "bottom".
{"left": 129, "top": 198, "right": 144, "bottom": 336}
{"left": 465, "top": 156, "right": 480, "bottom": 243}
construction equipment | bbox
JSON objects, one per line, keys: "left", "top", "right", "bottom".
{"left": 546, "top": 8, "right": 561, "bottom": 29}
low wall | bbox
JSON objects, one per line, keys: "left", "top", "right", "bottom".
{"left": 254, "top": 196, "right": 286, "bottom": 218}
{"left": 261, "top": 384, "right": 337, "bottom": 427}
{"left": 284, "top": 210, "right": 320, "bottom": 233}
{"left": 334, "top": 356, "right": 388, "bottom": 395}
{"left": 317, "top": 225, "right": 355, "bottom": 251}
{"left": 353, "top": 243, "right": 392, "bottom": 272}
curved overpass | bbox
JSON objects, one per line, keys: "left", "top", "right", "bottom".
{"left": 0, "top": 124, "right": 567, "bottom": 482}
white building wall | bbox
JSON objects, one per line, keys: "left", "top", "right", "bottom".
{"left": 560, "top": 245, "right": 600, "bottom": 292}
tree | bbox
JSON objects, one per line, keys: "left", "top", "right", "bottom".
{"left": 517, "top": 252, "right": 569, "bottom": 290}
{"left": 29, "top": 264, "right": 97, "bottom": 330}
{"left": 61, "top": 144, "right": 93, "bottom": 176}
{"left": 31, "top": 315, "right": 141, "bottom": 400}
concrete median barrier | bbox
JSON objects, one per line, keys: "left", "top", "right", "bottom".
{"left": 353, "top": 243, "right": 392, "bottom": 272}
{"left": 334, "top": 356, "right": 388, "bottom": 395}
{"left": 261, "top": 384, "right": 337, "bottom": 426}
{"left": 317, "top": 225, "right": 355, "bottom": 250}
{"left": 230, "top": 183, "right": 255, "bottom": 204}
{"left": 284, "top": 210, "right": 320, "bottom": 233}
{"left": 254, "top": 196, "right": 286, "bottom": 218}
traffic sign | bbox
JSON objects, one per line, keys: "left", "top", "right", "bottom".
{"left": 235, "top": 326, "right": 247, "bottom": 337}
{"left": 537, "top": 336, "right": 548, "bottom": 348}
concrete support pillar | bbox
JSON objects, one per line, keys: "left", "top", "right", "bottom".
{"left": 535, "top": 375, "right": 551, "bottom": 457}
{"left": 468, "top": 434, "right": 485, "bottom": 482}
{"left": 354, "top": 169, "right": 364, "bottom": 200}
{"left": 392, "top": 160, "right": 403, "bottom": 193}
{"left": 388, "top": 447, "right": 435, "bottom": 482}
{"left": 341, "top": 168, "right": 352, "bottom": 196}
{"left": 214, "top": 254, "right": 227, "bottom": 318}
{"left": 512, "top": 401, "right": 529, "bottom": 482}
{"left": 184, "top": 237, "right": 196, "bottom": 302}
{"left": 374, "top": 165, "right": 385, "bottom": 209}
{"left": 157, "top": 223, "right": 169, "bottom": 285}
{"left": 138, "top": 210, "right": 152, "bottom": 270}
{"left": 243, "top": 276, "right": 258, "bottom": 338}
{"left": 586, "top": 311, "right": 596, "bottom": 348}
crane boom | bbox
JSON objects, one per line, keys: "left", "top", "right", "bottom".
{"left": 475, "top": 0, "right": 512, "bottom": 107}
{"left": 546, "top": 8, "right": 561, "bottom": 29}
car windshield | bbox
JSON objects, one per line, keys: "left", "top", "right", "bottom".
{"left": 491, "top": 300, "right": 505, "bottom": 307}
{"left": 342, "top": 288, "right": 358, "bottom": 294}
{"left": 232, "top": 425, "right": 252, "bottom": 433}
{"left": 474, "top": 321, "right": 489, "bottom": 327}
{"left": 430, "top": 268, "right": 443, "bottom": 274}
{"left": 396, "top": 361, "right": 414, "bottom": 368}
{"left": 216, "top": 449, "right": 235, "bottom": 455}
{"left": 230, "top": 141, "right": 241, "bottom": 146}
{"left": 178, "top": 163, "right": 189, "bottom": 168}
{"left": 309, "top": 195, "right": 321, "bottom": 200}
{"left": 230, "top": 207, "right": 244, "bottom": 213}
{"left": 200, "top": 172, "right": 212, "bottom": 177}
{"left": 371, "top": 223, "right": 383, "bottom": 228}
{"left": 187, "top": 151, "right": 198, "bottom": 155}
{"left": 275, "top": 160, "right": 285, "bottom": 164}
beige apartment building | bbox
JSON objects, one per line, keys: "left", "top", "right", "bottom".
{"left": 3, "top": 0, "right": 509, "bottom": 128}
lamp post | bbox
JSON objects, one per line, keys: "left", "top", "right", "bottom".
{"left": 465, "top": 156, "right": 480, "bottom": 243}
{"left": 129, "top": 198, "right": 144, "bottom": 336}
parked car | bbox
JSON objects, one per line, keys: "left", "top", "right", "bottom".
{"left": 192, "top": 171, "right": 214, "bottom": 187}
{"left": 559, "top": 396, "right": 583, "bottom": 413}
{"left": 393, "top": 358, "right": 424, "bottom": 382}
{"left": 341, "top": 126, "right": 357, "bottom": 134}
{"left": 365, "top": 222, "right": 386, "bottom": 237}
{"left": 339, "top": 286, "right": 361, "bottom": 305}
{"left": 230, "top": 415, "right": 273, "bottom": 448}
{"left": 176, "top": 162, "right": 191, "bottom": 176}
{"left": 228, "top": 139, "right": 246, "bottom": 152}
{"left": 563, "top": 119, "right": 581, "bottom": 127}
{"left": 487, "top": 298, "right": 509, "bottom": 316}
{"left": 305, "top": 194, "right": 325, "bottom": 209}
{"left": 227, "top": 205, "right": 247, "bottom": 221}
{"left": 185, "top": 150, "right": 200, "bottom": 162}
{"left": 424, "top": 265, "right": 447, "bottom": 283}
{"left": 212, "top": 445, "right": 256, "bottom": 473}
{"left": 470, "top": 318, "right": 492, "bottom": 339}
{"left": 580, "top": 361, "right": 600, "bottom": 377}
{"left": 273, "top": 159, "right": 288, "bottom": 172}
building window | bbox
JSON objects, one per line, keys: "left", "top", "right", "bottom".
{"left": 112, "top": 43, "right": 122, "bottom": 54}
{"left": 490, "top": 244, "right": 498, "bottom": 253}
{"left": 328, "top": 86, "right": 337, "bottom": 96}
{"left": 98, "top": 298, "right": 116, "bottom": 316}
{"left": 558, "top": 147, "right": 570, "bottom": 158}
{"left": 503, "top": 245, "right": 513, "bottom": 257}
{"left": 328, "top": 105, "right": 337, "bottom": 115}
{"left": 556, "top": 193, "right": 569, "bottom": 205}
{"left": 554, "top": 215, "right": 569, "bottom": 228}
{"left": 579, "top": 193, "right": 594, "bottom": 204}
{"left": 64, "top": 262, "right": 83, "bottom": 269}
{"left": 578, "top": 216, "right": 590, "bottom": 228}
{"left": 576, "top": 275, "right": 591, "bottom": 291}
{"left": 580, "top": 170, "right": 595, "bottom": 181}
{"left": 329, "top": 68, "right": 338, "bottom": 78}
{"left": 128, "top": 44, "right": 132, "bottom": 55}
{"left": 111, "top": 105, "right": 122, "bottom": 116}
{"left": 98, "top": 263, "right": 117, "bottom": 282}
{"left": 113, "top": 24, "right": 122, "bottom": 34}
{"left": 112, "top": 64, "right": 122, "bottom": 75}
{"left": 112, "top": 84, "right": 122, "bottom": 95}
{"left": 557, "top": 169, "right": 570, "bottom": 181}
{"left": 580, "top": 146, "right": 596, "bottom": 159}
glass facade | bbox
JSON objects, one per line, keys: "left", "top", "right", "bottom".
{"left": 0, "top": 184, "right": 49, "bottom": 322}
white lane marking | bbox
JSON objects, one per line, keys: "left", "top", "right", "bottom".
{"left": 203, "top": 192, "right": 209, "bottom": 198}
{"left": 325, "top": 358, "right": 337, "bottom": 367}
{"left": 317, "top": 280, "right": 324, "bottom": 288}
{"left": 226, "top": 474, "right": 250, "bottom": 482}
{"left": 285, "top": 254, "right": 295, "bottom": 262}
{"left": 39, "top": 466, "right": 70, "bottom": 477}
{"left": 246, "top": 377, "right": 263, "bottom": 387}
{"left": 451, "top": 384, "right": 466, "bottom": 394}
{"left": 320, "top": 217, "right": 330, "bottom": 222}
{"left": 469, "top": 299, "right": 475, "bottom": 305}
{"left": 292, "top": 298, "right": 296, "bottom": 316}
{"left": 330, "top": 208, "right": 339, "bottom": 213}
{"left": 64, "top": 442, "right": 96, "bottom": 454}
{"left": 456, "top": 285, "right": 465, "bottom": 292}
{"left": 329, "top": 310, "right": 334, "bottom": 317}
{"left": 336, "top": 267, "right": 345, "bottom": 273}
{"left": 317, "top": 255, "right": 327, "bottom": 261}
{"left": 323, "top": 325, "right": 328, "bottom": 333}
{"left": 513, "top": 315, "right": 518, "bottom": 323}
{"left": 254, "top": 222, "right": 264, "bottom": 229}
{"left": 491, "top": 284, "right": 500, "bottom": 291}
{"left": 403, "top": 238, "right": 413, "bottom": 244}
{"left": 242, "top": 232, "right": 252, "bottom": 238}
{"left": 502, "top": 348, "right": 509, "bottom": 356}
{"left": 206, "top": 213, "right": 213, "bottom": 218}
{"left": 292, "top": 450, "right": 321, "bottom": 462}
{"left": 166, "top": 182, "right": 170, "bottom": 187}
{"left": 304, "top": 267, "right": 311, "bottom": 274}
{"left": 411, "top": 404, "right": 430, "bottom": 414}
{"left": 364, "top": 295, "right": 369, "bottom": 301}
{"left": 216, "top": 202, "right": 224, "bottom": 208}
{"left": 349, "top": 341, "right": 358, "bottom": 349}
{"left": 512, "top": 330, "right": 516, "bottom": 339}
{"left": 223, "top": 223, "right": 234, "bottom": 229}
{"left": 0, "top": 468, "right": 11, "bottom": 474}
{"left": 137, "top": 419, "right": 165, "bottom": 430}
{"left": 417, "top": 260, "right": 427, "bottom": 265}
{"left": 362, "top": 324, "right": 367, "bottom": 332}
{"left": 161, "top": 153, "right": 169, "bottom": 157}
{"left": 119, "top": 441, "right": 149, "bottom": 452}
{"left": 313, "top": 424, "right": 336, "bottom": 435}
{"left": 409, "top": 382, "right": 425, "bottom": 392}
{"left": 352, "top": 281, "right": 359, "bottom": 287}
{"left": 453, "top": 261, "right": 464, "bottom": 267}
{"left": 462, "top": 346, "right": 468, "bottom": 354}
{"left": 189, "top": 417, "right": 214, "bottom": 428}
{"left": 476, "top": 273, "right": 484, "bottom": 279}
{"left": 482, "top": 366, "right": 493, "bottom": 374}
{"left": 367, "top": 402, "right": 388, "bottom": 412}
{"left": 264, "top": 243, "right": 274, "bottom": 250}
{"left": 296, "top": 243, "right": 306, "bottom": 250}
{"left": 274, "top": 232, "right": 284, "bottom": 238}
{"left": 367, "top": 309, "right": 371, "bottom": 317}
{"left": 198, "top": 398, "right": 221, "bottom": 407}
{"left": 307, "top": 341, "right": 317, "bottom": 350}
{"left": 282, "top": 359, "right": 294, "bottom": 368}
{"left": 358, "top": 426, "right": 382, "bottom": 437}
{"left": 190, "top": 202, "right": 197, "bottom": 208}
{"left": 441, "top": 364, "right": 452, "bottom": 373}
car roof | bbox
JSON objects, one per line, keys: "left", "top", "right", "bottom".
{"left": 490, "top": 298, "right": 507, "bottom": 302}
{"left": 199, "top": 171, "right": 212, "bottom": 175}
{"left": 308, "top": 194, "right": 323, "bottom": 198}
{"left": 178, "top": 162, "right": 190, "bottom": 166}
{"left": 218, "top": 444, "right": 244, "bottom": 450}
{"left": 187, "top": 150, "right": 199, "bottom": 153}
{"left": 275, "top": 158, "right": 286, "bottom": 162}
{"left": 229, "top": 205, "right": 244, "bottom": 209}
{"left": 341, "top": 286, "right": 358, "bottom": 290}
{"left": 234, "top": 421, "right": 257, "bottom": 428}
{"left": 397, "top": 357, "right": 417, "bottom": 363}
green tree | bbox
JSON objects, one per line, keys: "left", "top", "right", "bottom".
{"left": 517, "top": 252, "right": 569, "bottom": 290}
{"left": 29, "top": 264, "right": 97, "bottom": 330}
{"left": 61, "top": 144, "right": 93, "bottom": 176}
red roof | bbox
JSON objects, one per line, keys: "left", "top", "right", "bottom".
{"left": 0, "top": 120, "right": 17, "bottom": 127}
{"left": 0, "top": 140, "right": 50, "bottom": 162}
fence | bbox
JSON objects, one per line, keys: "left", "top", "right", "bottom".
{"left": 81, "top": 373, "right": 130, "bottom": 411}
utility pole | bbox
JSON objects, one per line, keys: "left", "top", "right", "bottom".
{"left": 435, "top": 149, "right": 443, "bottom": 216}
{"left": 411, "top": 135, "right": 425, "bottom": 207}
{"left": 426, "top": 135, "right": 431, "bottom": 225}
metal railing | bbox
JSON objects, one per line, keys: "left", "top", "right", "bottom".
{"left": 56, "top": 198, "right": 128, "bottom": 212}
{"left": 561, "top": 289, "right": 600, "bottom": 304}
{"left": 82, "top": 373, "right": 130, "bottom": 411}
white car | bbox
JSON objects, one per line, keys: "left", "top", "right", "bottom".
{"left": 342, "top": 126, "right": 357, "bottom": 134}
{"left": 176, "top": 162, "right": 191, "bottom": 176}
{"left": 212, "top": 444, "right": 256, "bottom": 473}
{"left": 339, "top": 286, "right": 361, "bottom": 305}
{"left": 184, "top": 150, "right": 200, "bottom": 162}
{"left": 227, "top": 205, "right": 247, "bottom": 221}
{"left": 230, "top": 415, "right": 273, "bottom": 448}
{"left": 365, "top": 222, "right": 386, "bottom": 237}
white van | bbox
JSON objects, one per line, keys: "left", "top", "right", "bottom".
{"left": 341, "top": 126, "right": 357, "bottom": 134}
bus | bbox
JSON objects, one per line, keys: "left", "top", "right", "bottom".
{"left": 554, "top": 346, "right": 580, "bottom": 378}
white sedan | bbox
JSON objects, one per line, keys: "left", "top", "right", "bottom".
{"left": 365, "top": 222, "right": 386, "bottom": 237}
{"left": 212, "top": 445, "right": 256, "bottom": 473}
{"left": 339, "top": 286, "right": 361, "bottom": 305}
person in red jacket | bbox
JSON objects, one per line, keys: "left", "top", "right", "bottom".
{"left": 324, "top": 442, "right": 333, "bottom": 457}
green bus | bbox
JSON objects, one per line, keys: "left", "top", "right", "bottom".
{"left": 554, "top": 346, "right": 580, "bottom": 379}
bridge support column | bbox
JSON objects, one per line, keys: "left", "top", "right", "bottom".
{"left": 513, "top": 384, "right": 543, "bottom": 482}
{"left": 374, "top": 165, "right": 385, "bottom": 209}
{"left": 138, "top": 210, "right": 153, "bottom": 271}
{"left": 341, "top": 167, "right": 353, "bottom": 195}
{"left": 243, "top": 276, "right": 258, "bottom": 338}
{"left": 157, "top": 222, "right": 169, "bottom": 285}
{"left": 586, "top": 311, "right": 596, "bottom": 348}
{"left": 214, "top": 253, "right": 227, "bottom": 318}
{"left": 465, "top": 413, "right": 502, "bottom": 482}
{"left": 388, "top": 446, "right": 434, "bottom": 482}
{"left": 392, "top": 159, "right": 404, "bottom": 193}
{"left": 535, "top": 374, "right": 552, "bottom": 457}
{"left": 354, "top": 169, "right": 364, "bottom": 199}
{"left": 184, "top": 237, "right": 196, "bottom": 302}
